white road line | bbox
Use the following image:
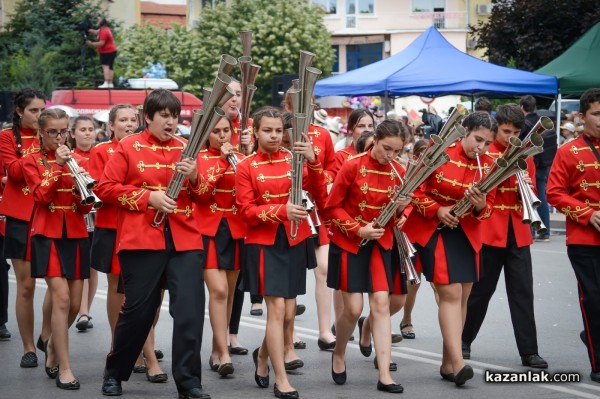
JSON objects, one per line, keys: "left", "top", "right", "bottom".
{"left": 9, "top": 277, "right": 599, "bottom": 398}
{"left": 531, "top": 248, "right": 568, "bottom": 254}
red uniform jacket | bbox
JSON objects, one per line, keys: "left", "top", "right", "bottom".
{"left": 195, "top": 147, "right": 246, "bottom": 239}
{"left": 74, "top": 147, "right": 92, "bottom": 161}
{"left": 0, "top": 127, "right": 39, "bottom": 221}
{"left": 231, "top": 116, "right": 253, "bottom": 154}
{"left": 483, "top": 141, "right": 536, "bottom": 248}
{"left": 547, "top": 134, "right": 600, "bottom": 246}
{"left": 324, "top": 151, "right": 405, "bottom": 254}
{"left": 403, "top": 143, "right": 496, "bottom": 253}
{"left": 88, "top": 139, "right": 119, "bottom": 229}
{"left": 23, "top": 151, "right": 91, "bottom": 239}
{"left": 235, "top": 148, "right": 328, "bottom": 246}
{"left": 95, "top": 130, "right": 209, "bottom": 252}
{"left": 333, "top": 144, "right": 357, "bottom": 174}
{"left": 308, "top": 124, "right": 336, "bottom": 185}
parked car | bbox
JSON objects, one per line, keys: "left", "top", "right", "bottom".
{"left": 548, "top": 99, "right": 579, "bottom": 114}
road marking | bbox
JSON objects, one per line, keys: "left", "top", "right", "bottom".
{"left": 531, "top": 248, "right": 568, "bottom": 254}
{"left": 9, "top": 277, "right": 599, "bottom": 398}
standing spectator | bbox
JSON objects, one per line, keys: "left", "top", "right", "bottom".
{"left": 547, "top": 88, "right": 600, "bottom": 384}
{"left": 86, "top": 17, "right": 118, "bottom": 89}
{"left": 474, "top": 97, "right": 492, "bottom": 114}
{"left": 560, "top": 122, "right": 577, "bottom": 144}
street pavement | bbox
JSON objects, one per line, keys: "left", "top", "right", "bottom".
{"left": 1, "top": 234, "right": 599, "bottom": 399}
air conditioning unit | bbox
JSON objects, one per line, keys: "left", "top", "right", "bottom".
{"left": 477, "top": 3, "right": 493, "bottom": 15}
{"left": 466, "top": 39, "right": 478, "bottom": 49}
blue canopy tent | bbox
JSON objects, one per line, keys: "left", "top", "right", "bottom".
{"left": 314, "top": 27, "right": 558, "bottom": 99}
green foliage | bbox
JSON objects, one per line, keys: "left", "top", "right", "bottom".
{"left": 471, "top": 0, "right": 600, "bottom": 71}
{"left": 0, "top": 0, "right": 118, "bottom": 95}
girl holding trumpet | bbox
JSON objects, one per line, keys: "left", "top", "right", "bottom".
{"left": 235, "top": 107, "right": 328, "bottom": 399}
{"left": 403, "top": 111, "right": 497, "bottom": 386}
{"left": 324, "top": 120, "right": 411, "bottom": 394}
{"left": 22, "top": 108, "right": 93, "bottom": 390}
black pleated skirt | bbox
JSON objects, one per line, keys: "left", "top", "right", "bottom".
{"left": 91, "top": 227, "right": 118, "bottom": 274}
{"left": 202, "top": 219, "right": 243, "bottom": 271}
{"left": 2, "top": 217, "right": 30, "bottom": 260}
{"left": 31, "top": 233, "right": 90, "bottom": 280}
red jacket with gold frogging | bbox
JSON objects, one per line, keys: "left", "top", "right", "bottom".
{"left": 0, "top": 127, "right": 39, "bottom": 221}
{"left": 22, "top": 151, "right": 92, "bottom": 239}
{"left": 308, "top": 124, "right": 336, "bottom": 185}
{"left": 88, "top": 138, "right": 119, "bottom": 229}
{"left": 95, "top": 130, "right": 210, "bottom": 252}
{"left": 235, "top": 148, "right": 328, "bottom": 246}
{"left": 403, "top": 142, "right": 496, "bottom": 253}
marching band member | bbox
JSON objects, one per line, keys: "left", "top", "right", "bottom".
{"left": 0, "top": 88, "right": 45, "bottom": 368}
{"left": 332, "top": 109, "right": 375, "bottom": 173}
{"left": 547, "top": 88, "right": 600, "bottom": 384}
{"left": 96, "top": 90, "right": 211, "bottom": 399}
{"left": 0, "top": 157, "right": 11, "bottom": 341}
{"left": 68, "top": 115, "right": 99, "bottom": 332}
{"left": 235, "top": 106, "right": 327, "bottom": 399}
{"left": 196, "top": 116, "right": 246, "bottom": 376}
{"left": 223, "top": 80, "right": 253, "bottom": 155}
{"left": 23, "top": 108, "right": 93, "bottom": 389}
{"left": 462, "top": 104, "right": 548, "bottom": 368}
{"left": 403, "top": 111, "right": 497, "bottom": 387}
{"left": 325, "top": 120, "right": 410, "bottom": 394}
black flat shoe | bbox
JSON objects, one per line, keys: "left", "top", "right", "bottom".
{"left": 374, "top": 356, "right": 397, "bottom": 372}
{"left": 253, "top": 348, "right": 269, "bottom": 388}
{"left": 295, "top": 304, "right": 306, "bottom": 316}
{"left": 133, "top": 362, "right": 147, "bottom": 373}
{"left": 154, "top": 349, "right": 164, "bottom": 360}
{"left": 274, "top": 383, "right": 299, "bottom": 399}
{"left": 146, "top": 371, "right": 169, "bottom": 383}
{"left": 331, "top": 352, "right": 347, "bottom": 385}
{"left": 228, "top": 345, "right": 248, "bottom": 355}
{"left": 102, "top": 373, "right": 122, "bottom": 396}
{"left": 284, "top": 359, "right": 304, "bottom": 371}
{"left": 20, "top": 351, "right": 38, "bottom": 368}
{"left": 377, "top": 380, "right": 404, "bottom": 393}
{"left": 521, "top": 354, "right": 548, "bottom": 369}
{"left": 44, "top": 339, "right": 59, "bottom": 379}
{"left": 250, "top": 308, "right": 263, "bottom": 316}
{"left": 400, "top": 323, "right": 415, "bottom": 339}
{"left": 208, "top": 357, "right": 219, "bottom": 372}
{"left": 56, "top": 376, "right": 80, "bottom": 390}
{"left": 36, "top": 334, "right": 46, "bottom": 351}
{"left": 440, "top": 366, "right": 454, "bottom": 382}
{"left": 454, "top": 365, "right": 474, "bottom": 386}
{"left": 293, "top": 340, "right": 306, "bottom": 350}
{"left": 75, "top": 314, "right": 89, "bottom": 332}
{"left": 217, "top": 362, "right": 234, "bottom": 376}
{"left": 0, "top": 324, "right": 11, "bottom": 340}
{"left": 358, "top": 316, "right": 372, "bottom": 357}
{"left": 178, "top": 387, "right": 211, "bottom": 399}
{"left": 317, "top": 338, "right": 336, "bottom": 351}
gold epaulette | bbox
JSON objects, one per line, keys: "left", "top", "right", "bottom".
{"left": 347, "top": 152, "right": 368, "bottom": 161}
{"left": 237, "top": 152, "right": 256, "bottom": 165}
{"left": 118, "top": 131, "right": 143, "bottom": 145}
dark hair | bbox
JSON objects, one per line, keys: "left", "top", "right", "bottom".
{"left": 580, "top": 88, "right": 600, "bottom": 115}
{"left": 11, "top": 88, "right": 45, "bottom": 156}
{"left": 355, "top": 130, "right": 375, "bottom": 153}
{"left": 205, "top": 116, "right": 233, "bottom": 149}
{"left": 412, "top": 139, "right": 428, "bottom": 159}
{"left": 38, "top": 108, "right": 69, "bottom": 169}
{"left": 462, "top": 111, "right": 498, "bottom": 137}
{"left": 282, "top": 112, "right": 293, "bottom": 130}
{"left": 519, "top": 95, "right": 536, "bottom": 113}
{"left": 250, "top": 106, "right": 284, "bottom": 153}
{"left": 143, "top": 89, "right": 181, "bottom": 121}
{"left": 347, "top": 109, "right": 374, "bottom": 134}
{"left": 98, "top": 17, "right": 108, "bottom": 27}
{"left": 494, "top": 104, "right": 524, "bottom": 129}
{"left": 474, "top": 97, "right": 492, "bottom": 113}
{"left": 375, "top": 119, "right": 405, "bottom": 142}
{"left": 69, "top": 116, "right": 97, "bottom": 149}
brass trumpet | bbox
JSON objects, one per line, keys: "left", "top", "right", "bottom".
{"left": 516, "top": 171, "right": 547, "bottom": 235}
{"left": 393, "top": 227, "right": 420, "bottom": 285}
{"left": 65, "top": 156, "right": 103, "bottom": 209}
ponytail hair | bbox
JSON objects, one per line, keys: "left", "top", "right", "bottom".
{"left": 11, "top": 88, "right": 45, "bottom": 156}
{"left": 250, "top": 106, "right": 284, "bottom": 153}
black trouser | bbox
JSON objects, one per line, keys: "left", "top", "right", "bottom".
{"left": 568, "top": 244, "right": 600, "bottom": 373}
{"left": 229, "top": 273, "right": 244, "bottom": 335}
{"left": 463, "top": 223, "right": 538, "bottom": 356}
{"left": 105, "top": 227, "right": 206, "bottom": 393}
{"left": 251, "top": 294, "right": 263, "bottom": 305}
{"left": 0, "top": 235, "right": 9, "bottom": 325}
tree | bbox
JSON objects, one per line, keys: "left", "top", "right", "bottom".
{"left": 0, "top": 0, "right": 116, "bottom": 94}
{"left": 471, "top": 0, "right": 600, "bottom": 71}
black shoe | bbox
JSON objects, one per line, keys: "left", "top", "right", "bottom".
{"left": 102, "top": 374, "right": 122, "bottom": 396}
{"left": 228, "top": 345, "right": 248, "bottom": 355}
{"left": 284, "top": 359, "right": 304, "bottom": 371}
{"left": 76, "top": 314, "right": 90, "bottom": 332}
{"left": 462, "top": 341, "right": 471, "bottom": 360}
{"left": 521, "top": 354, "right": 548, "bottom": 369}
{"left": 391, "top": 333, "right": 403, "bottom": 344}
{"left": 454, "top": 365, "right": 474, "bottom": 386}
{"left": 178, "top": 387, "right": 211, "bottom": 399}
{"left": 250, "top": 307, "right": 263, "bottom": 316}
{"left": 293, "top": 340, "right": 306, "bottom": 350}
{"left": 44, "top": 339, "right": 59, "bottom": 379}
{"left": 217, "top": 362, "right": 234, "bottom": 376}
{"left": 591, "top": 371, "right": 600, "bottom": 383}
{"left": 440, "top": 366, "right": 454, "bottom": 382}
{"left": 580, "top": 330, "right": 588, "bottom": 348}
{"left": 132, "top": 362, "right": 147, "bottom": 373}
{"left": 331, "top": 324, "right": 354, "bottom": 341}
{"left": 20, "top": 351, "right": 38, "bottom": 368}
{"left": 317, "top": 338, "right": 336, "bottom": 351}
{"left": 331, "top": 352, "right": 347, "bottom": 385}
{"left": 146, "top": 370, "right": 169, "bottom": 383}
{"left": 252, "top": 347, "right": 269, "bottom": 388}
{"left": 208, "top": 357, "right": 219, "bottom": 372}
{"left": 56, "top": 375, "right": 80, "bottom": 390}
{"left": 295, "top": 304, "right": 306, "bottom": 316}
{"left": 36, "top": 334, "right": 45, "bottom": 351}
{"left": 377, "top": 380, "right": 404, "bottom": 393}
{"left": 374, "top": 356, "right": 397, "bottom": 372}
{"left": 274, "top": 384, "right": 299, "bottom": 399}
{"left": 0, "top": 324, "right": 11, "bottom": 340}
{"left": 358, "top": 316, "right": 372, "bottom": 357}
{"left": 400, "top": 323, "right": 415, "bottom": 339}
{"left": 154, "top": 349, "right": 164, "bottom": 360}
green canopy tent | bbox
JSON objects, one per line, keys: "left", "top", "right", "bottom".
{"left": 536, "top": 21, "right": 600, "bottom": 143}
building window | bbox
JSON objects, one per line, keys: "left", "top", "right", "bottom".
{"left": 412, "top": 0, "right": 445, "bottom": 12}
{"left": 202, "top": 0, "right": 225, "bottom": 9}
{"left": 332, "top": 45, "right": 339, "bottom": 73}
{"left": 311, "top": 0, "right": 337, "bottom": 14}
{"left": 346, "top": 43, "right": 382, "bottom": 71}
{"left": 345, "top": 0, "right": 374, "bottom": 28}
